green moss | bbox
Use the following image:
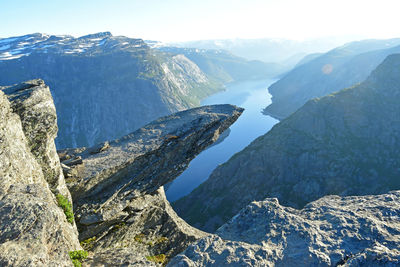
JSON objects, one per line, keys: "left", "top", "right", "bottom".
{"left": 69, "top": 250, "right": 88, "bottom": 267}
{"left": 155, "top": 236, "right": 168, "bottom": 245}
{"left": 114, "top": 222, "right": 126, "bottom": 230}
{"left": 146, "top": 254, "right": 167, "bottom": 264}
{"left": 71, "top": 259, "right": 82, "bottom": 267}
{"left": 80, "top": 236, "right": 96, "bottom": 250}
{"left": 56, "top": 194, "right": 74, "bottom": 224}
{"left": 134, "top": 233, "right": 145, "bottom": 243}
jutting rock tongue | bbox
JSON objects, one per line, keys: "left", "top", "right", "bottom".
{"left": 60, "top": 104, "right": 244, "bottom": 264}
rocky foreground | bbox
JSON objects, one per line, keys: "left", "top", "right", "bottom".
{"left": 1, "top": 78, "right": 399, "bottom": 266}
{"left": 0, "top": 80, "right": 80, "bottom": 266}
{"left": 170, "top": 191, "right": 400, "bottom": 266}
{"left": 0, "top": 79, "right": 243, "bottom": 266}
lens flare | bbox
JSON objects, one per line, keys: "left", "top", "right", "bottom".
{"left": 322, "top": 64, "right": 333, "bottom": 74}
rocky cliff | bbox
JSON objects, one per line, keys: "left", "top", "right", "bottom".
{"left": 2, "top": 74, "right": 400, "bottom": 266}
{"left": 170, "top": 191, "right": 400, "bottom": 266}
{"left": 264, "top": 38, "right": 400, "bottom": 119}
{"left": 0, "top": 32, "right": 224, "bottom": 148}
{"left": 0, "top": 80, "right": 81, "bottom": 266}
{"left": 0, "top": 78, "right": 244, "bottom": 266}
{"left": 174, "top": 54, "right": 400, "bottom": 232}
{"left": 65, "top": 103, "right": 243, "bottom": 265}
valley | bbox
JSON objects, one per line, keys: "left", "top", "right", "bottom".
{"left": 1, "top": 2, "right": 400, "bottom": 263}
{"left": 166, "top": 79, "right": 278, "bottom": 201}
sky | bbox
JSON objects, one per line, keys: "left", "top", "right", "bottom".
{"left": 1, "top": 0, "right": 400, "bottom": 42}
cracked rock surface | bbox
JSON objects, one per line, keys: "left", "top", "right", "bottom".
{"left": 60, "top": 104, "right": 243, "bottom": 265}
{"left": 0, "top": 80, "right": 81, "bottom": 266}
{"left": 170, "top": 191, "right": 400, "bottom": 266}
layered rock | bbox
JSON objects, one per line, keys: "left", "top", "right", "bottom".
{"left": 0, "top": 81, "right": 81, "bottom": 266}
{"left": 174, "top": 54, "right": 400, "bottom": 232}
{"left": 3, "top": 79, "right": 71, "bottom": 201}
{"left": 59, "top": 104, "right": 243, "bottom": 264}
{"left": 170, "top": 191, "right": 400, "bottom": 266}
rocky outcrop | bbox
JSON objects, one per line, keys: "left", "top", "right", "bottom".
{"left": 174, "top": 54, "right": 400, "bottom": 232}
{"left": 59, "top": 104, "right": 243, "bottom": 264}
{"left": 0, "top": 78, "right": 244, "bottom": 266}
{"left": 83, "top": 188, "right": 205, "bottom": 266}
{"left": 3, "top": 79, "right": 71, "bottom": 201}
{"left": 264, "top": 38, "right": 400, "bottom": 119}
{"left": 0, "top": 81, "right": 81, "bottom": 266}
{"left": 170, "top": 191, "right": 400, "bottom": 266}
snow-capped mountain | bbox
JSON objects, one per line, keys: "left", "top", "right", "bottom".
{"left": 0, "top": 32, "right": 146, "bottom": 60}
{"left": 0, "top": 32, "right": 223, "bottom": 148}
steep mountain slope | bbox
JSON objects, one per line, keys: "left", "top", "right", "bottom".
{"left": 264, "top": 38, "right": 400, "bottom": 119}
{"left": 159, "top": 47, "right": 284, "bottom": 83}
{"left": 0, "top": 32, "right": 223, "bottom": 148}
{"left": 174, "top": 54, "right": 400, "bottom": 232}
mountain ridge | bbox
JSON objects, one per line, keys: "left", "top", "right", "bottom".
{"left": 264, "top": 38, "right": 400, "bottom": 119}
{"left": 0, "top": 32, "right": 225, "bottom": 148}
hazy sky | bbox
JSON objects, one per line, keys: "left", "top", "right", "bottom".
{"left": 1, "top": 0, "right": 400, "bottom": 42}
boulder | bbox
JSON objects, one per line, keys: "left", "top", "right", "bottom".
{"left": 170, "top": 191, "right": 400, "bottom": 266}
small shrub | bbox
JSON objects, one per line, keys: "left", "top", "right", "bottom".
{"left": 113, "top": 222, "right": 126, "bottom": 231}
{"left": 146, "top": 254, "right": 167, "bottom": 264}
{"left": 56, "top": 194, "right": 74, "bottom": 224}
{"left": 80, "top": 236, "right": 97, "bottom": 250}
{"left": 71, "top": 259, "right": 82, "bottom": 267}
{"left": 155, "top": 236, "right": 168, "bottom": 245}
{"left": 69, "top": 250, "right": 88, "bottom": 267}
{"left": 134, "top": 233, "right": 145, "bottom": 243}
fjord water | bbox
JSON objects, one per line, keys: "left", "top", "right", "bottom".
{"left": 166, "top": 79, "right": 279, "bottom": 202}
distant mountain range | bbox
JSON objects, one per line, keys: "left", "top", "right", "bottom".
{"left": 168, "top": 37, "right": 356, "bottom": 64}
{"left": 264, "top": 38, "right": 400, "bottom": 119}
{"left": 174, "top": 53, "right": 400, "bottom": 232}
{"left": 0, "top": 32, "right": 277, "bottom": 148}
{"left": 158, "top": 47, "right": 284, "bottom": 82}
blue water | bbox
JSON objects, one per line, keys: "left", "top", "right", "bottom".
{"left": 165, "top": 79, "right": 279, "bottom": 201}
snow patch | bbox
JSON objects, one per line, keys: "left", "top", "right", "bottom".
{"left": 0, "top": 37, "right": 19, "bottom": 44}
{"left": 0, "top": 44, "right": 10, "bottom": 50}
{"left": 0, "top": 52, "right": 30, "bottom": 60}
{"left": 97, "top": 39, "right": 106, "bottom": 46}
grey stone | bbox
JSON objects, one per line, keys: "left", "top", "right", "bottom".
{"left": 3, "top": 79, "right": 72, "bottom": 202}
{"left": 0, "top": 83, "right": 81, "bottom": 266}
{"left": 64, "top": 104, "right": 243, "bottom": 264}
{"left": 169, "top": 191, "right": 400, "bottom": 266}
{"left": 89, "top": 141, "right": 110, "bottom": 155}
